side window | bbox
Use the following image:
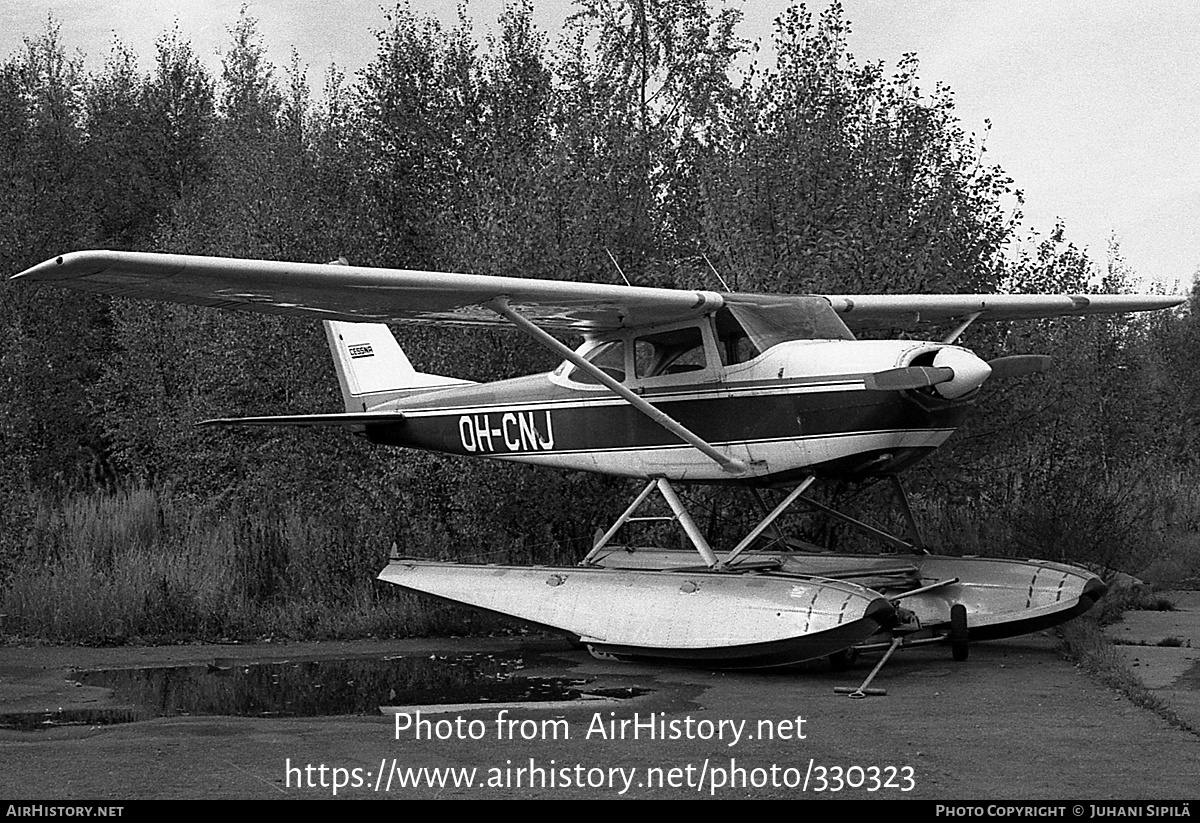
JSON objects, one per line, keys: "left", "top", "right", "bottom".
{"left": 633, "top": 326, "right": 708, "bottom": 380}
{"left": 721, "top": 335, "right": 760, "bottom": 366}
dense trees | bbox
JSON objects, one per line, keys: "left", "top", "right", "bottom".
{"left": 0, "top": 3, "right": 1195, "bottom": 639}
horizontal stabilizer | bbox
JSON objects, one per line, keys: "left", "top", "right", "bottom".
{"left": 199, "top": 411, "right": 407, "bottom": 428}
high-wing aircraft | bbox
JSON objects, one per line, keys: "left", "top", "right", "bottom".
{"left": 13, "top": 250, "right": 1185, "bottom": 674}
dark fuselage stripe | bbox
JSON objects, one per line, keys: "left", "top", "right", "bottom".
{"left": 364, "top": 385, "right": 968, "bottom": 458}
{"left": 395, "top": 380, "right": 865, "bottom": 417}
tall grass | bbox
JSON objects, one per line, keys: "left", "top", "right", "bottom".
{"left": 1, "top": 487, "right": 504, "bottom": 643}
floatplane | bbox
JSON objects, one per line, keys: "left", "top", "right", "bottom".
{"left": 14, "top": 251, "right": 1183, "bottom": 679}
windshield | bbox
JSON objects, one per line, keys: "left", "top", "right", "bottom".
{"left": 720, "top": 296, "right": 854, "bottom": 358}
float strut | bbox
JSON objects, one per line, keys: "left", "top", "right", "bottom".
{"left": 656, "top": 478, "right": 719, "bottom": 567}
{"left": 582, "top": 479, "right": 659, "bottom": 564}
{"left": 718, "top": 476, "right": 816, "bottom": 568}
{"left": 834, "top": 636, "right": 903, "bottom": 699}
{"left": 890, "top": 475, "right": 928, "bottom": 553}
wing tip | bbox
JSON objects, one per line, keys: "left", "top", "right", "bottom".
{"left": 13, "top": 250, "right": 116, "bottom": 282}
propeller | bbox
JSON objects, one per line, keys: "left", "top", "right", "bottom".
{"left": 986, "top": 354, "right": 1052, "bottom": 380}
{"left": 864, "top": 366, "right": 955, "bottom": 392}
{"left": 866, "top": 352, "right": 1051, "bottom": 398}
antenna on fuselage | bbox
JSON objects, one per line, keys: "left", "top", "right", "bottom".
{"left": 702, "top": 252, "right": 732, "bottom": 292}
{"left": 604, "top": 248, "right": 633, "bottom": 287}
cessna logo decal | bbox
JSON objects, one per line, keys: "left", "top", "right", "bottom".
{"left": 458, "top": 411, "right": 555, "bottom": 453}
{"left": 348, "top": 343, "right": 373, "bottom": 359}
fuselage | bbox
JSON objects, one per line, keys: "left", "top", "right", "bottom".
{"left": 358, "top": 337, "right": 979, "bottom": 484}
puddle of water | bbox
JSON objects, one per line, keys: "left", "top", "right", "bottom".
{"left": 0, "top": 653, "right": 649, "bottom": 731}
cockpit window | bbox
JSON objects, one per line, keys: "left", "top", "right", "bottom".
{"left": 714, "top": 310, "right": 761, "bottom": 365}
{"left": 633, "top": 326, "right": 707, "bottom": 379}
{"left": 562, "top": 325, "right": 713, "bottom": 386}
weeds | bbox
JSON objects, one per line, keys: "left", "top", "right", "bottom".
{"left": 0, "top": 487, "right": 509, "bottom": 643}
{"left": 1058, "top": 617, "right": 1196, "bottom": 735}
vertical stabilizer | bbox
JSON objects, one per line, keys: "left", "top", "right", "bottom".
{"left": 320, "top": 257, "right": 470, "bottom": 412}
{"left": 323, "top": 320, "right": 471, "bottom": 412}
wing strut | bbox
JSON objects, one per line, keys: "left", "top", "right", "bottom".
{"left": 486, "top": 298, "right": 748, "bottom": 476}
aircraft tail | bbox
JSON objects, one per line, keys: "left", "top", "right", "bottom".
{"left": 323, "top": 320, "right": 472, "bottom": 412}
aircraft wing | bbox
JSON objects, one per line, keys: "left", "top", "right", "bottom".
{"left": 14, "top": 250, "right": 1183, "bottom": 333}
{"left": 13, "top": 250, "right": 721, "bottom": 332}
{"left": 821, "top": 293, "right": 1185, "bottom": 331}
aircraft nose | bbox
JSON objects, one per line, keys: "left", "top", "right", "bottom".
{"left": 930, "top": 347, "right": 992, "bottom": 399}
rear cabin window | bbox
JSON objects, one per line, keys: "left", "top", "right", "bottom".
{"left": 566, "top": 340, "right": 626, "bottom": 385}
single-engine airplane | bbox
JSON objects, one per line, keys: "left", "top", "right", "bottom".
{"left": 13, "top": 250, "right": 1184, "bottom": 672}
